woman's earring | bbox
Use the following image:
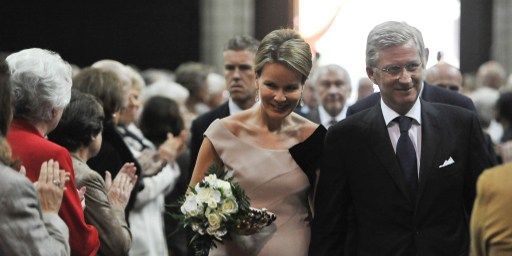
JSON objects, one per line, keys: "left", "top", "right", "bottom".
{"left": 255, "top": 91, "right": 259, "bottom": 102}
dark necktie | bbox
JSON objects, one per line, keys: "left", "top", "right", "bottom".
{"left": 395, "top": 116, "right": 418, "bottom": 201}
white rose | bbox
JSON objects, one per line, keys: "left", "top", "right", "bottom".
{"left": 181, "top": 195, "right": 203, "bottom": 216}
{"left": 196, "top": 187, "right": 221, "bottom": 209}
{"left": 207, "top": 212, "right": 222, "bottom": 231}
{"left": 220, "top": 198, "right": 238, "bottom": 214}
{"left": 204, "top": 174, "right": 219, "bottom": 187}
{"left": 217, "top": 180, "right": 233, "bottom": 197}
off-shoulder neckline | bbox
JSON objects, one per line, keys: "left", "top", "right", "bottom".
{"left": 214, "top": 119, "right": 325, "bottom": 152}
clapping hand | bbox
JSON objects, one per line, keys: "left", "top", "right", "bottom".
{"left": 105, "top": 163, "right": 138, "bottom": 209}
{"left": 158, "top": 131, "right": 188, "bottom": 163}
{"left": 77, "top": 187, "right": 86, "bottom": 210}
{"left": 138, "top": 149, "right": 164, "bottom": 176}
{"left": 24, "top": 160, "right": 70, "bottom": 213}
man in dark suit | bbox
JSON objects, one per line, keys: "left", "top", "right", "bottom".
{"left": 310, "top": 21, "right": 495, "bottom": 255}
{"left": 301, "top": 64, "right": 352, "bottom": 129}
{"left": 188, "top": 35, "right": 260, "bottom": 178}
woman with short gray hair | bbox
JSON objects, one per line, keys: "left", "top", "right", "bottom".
{"left": 6, "top": 48, "right": 100, "bottom": 256}
{"left": 8, "top": 48, "right": 72, "bottom": 124}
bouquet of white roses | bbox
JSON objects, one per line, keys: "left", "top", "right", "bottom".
{"left": 173, "top": 164, "right": 276, "bottom": 256}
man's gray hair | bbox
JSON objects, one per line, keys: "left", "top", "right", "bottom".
{"left": 6, "top": 48, "right": 72, "bottom": 123}
{"left": 310, "top": 64, "right": 352, "bottom": 88}
{"left": 366, "top": 21, "right": 427, "bottom": 68}
{"left": 224, "top": 35, "right": 260, "bottom": 54}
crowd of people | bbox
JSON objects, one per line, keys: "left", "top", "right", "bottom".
{"left": 0, "top": 20, "right": 511, "bottom": 256}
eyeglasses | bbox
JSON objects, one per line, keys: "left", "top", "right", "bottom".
{"left": 380, "top": 62, "right": 421, "bottom": 76}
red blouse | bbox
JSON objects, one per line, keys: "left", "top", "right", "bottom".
{"left": 7, "top": 119, "right": 100, "bottom": 256}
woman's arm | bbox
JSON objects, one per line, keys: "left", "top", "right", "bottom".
{"left": 55, "top": 151, "right": 100, "bottom": 256}
{"left": 188, "top": 137, "right": 221, "bottom": 187}
{"left": 79, "top": 172, "right": 132, "bottom": 256}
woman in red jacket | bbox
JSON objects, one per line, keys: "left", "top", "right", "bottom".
{"left": 6, "top": 48, "right": 100, "bottom": 256}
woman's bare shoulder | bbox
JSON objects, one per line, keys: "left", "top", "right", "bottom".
{"left": 220, "top": 111, "right": 253, "bottom": 136}
{"left": 289, "top": 112, "right": 320, "bottom": 141}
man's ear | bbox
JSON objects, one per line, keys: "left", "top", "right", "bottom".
{"left": 366, "top": 67, "right": 376, "bottom": 84}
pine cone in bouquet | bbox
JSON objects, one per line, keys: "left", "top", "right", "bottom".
{"left": 235, "top": 207, "right": 277, "bottom": 235}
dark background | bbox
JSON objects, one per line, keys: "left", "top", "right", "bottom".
{"left": 0, "top": 1, "right": 200, "bottom": 70}
{"left": 0, "top": 0, "right": 491, "bottom": 73}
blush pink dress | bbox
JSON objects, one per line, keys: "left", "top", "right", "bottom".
{"left": 205, "top": 119, "right": 321, "bottom": 256}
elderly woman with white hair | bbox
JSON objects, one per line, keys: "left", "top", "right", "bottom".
{"left": 6, "top": 48, "right": 100, "bottom": 256}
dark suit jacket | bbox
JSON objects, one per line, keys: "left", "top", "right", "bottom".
{"left": 346, "top": 83, "right": 476, "bottom": 116}
{"left": 188, "top": 101, "right": 230, "bottom": 180}
{"left": 310, "top": 100, "right": 494, "bottom": 255}
{"left": 347, "top": 83, "right": 499, "bottom": 164}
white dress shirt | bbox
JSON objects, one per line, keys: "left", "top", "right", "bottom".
{"left": 228, "top": 98, "right": 244, "bottom": 115}
{"left": 319, "top": 104, "right": 348, "bottom": 129}
{"left": 380, "top": 98, "right": 422, "bottom": 176}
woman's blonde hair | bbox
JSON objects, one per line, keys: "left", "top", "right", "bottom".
{"left": 254, "top": 29, "right": 312, "bottom": 83}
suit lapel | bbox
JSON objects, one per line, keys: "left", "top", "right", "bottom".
{"left": 364, "top": 103, "right": 411, "bottom": 202}
{"left": 220, "top": 101, "right": 230, "bottom": 117}
{"left": 416, "top": 100, "right": 441, "bottom": 207}
{"left": 420, "top": 83, "right": 432, "bottom": 101}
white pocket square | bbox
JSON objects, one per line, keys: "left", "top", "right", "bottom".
{"left": 439, "top": 157, "right": 455, "bottom": 168}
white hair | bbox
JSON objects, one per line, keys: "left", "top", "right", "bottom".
{"left": 310, "top": 64, "right": 352, "bottom": 88}
{"left": 125, "top": 66, "right": 145, "bottom": 91}
{"left": 207, "top": 72, "right": 226, "bottom": 95}
{"left": 92, "top": 59, "right": 131, "bottom": 89}
{"left": 6, "top": 48, "right": 72, "bottom": 122}
{"left": 141, "top": 80, "right": 189, "bottom": 106}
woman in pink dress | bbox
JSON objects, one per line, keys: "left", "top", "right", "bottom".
{"left": 189, "top": 29, "right": 326, "bottom": 256}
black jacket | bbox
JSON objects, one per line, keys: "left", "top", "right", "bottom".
{"left": 310, "top": 100, "right": 495, "bottom": 255}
